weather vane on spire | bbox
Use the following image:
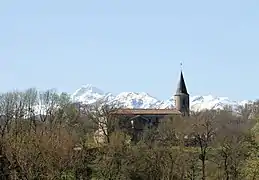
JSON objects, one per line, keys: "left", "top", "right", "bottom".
{"left": 180, "top": 62, "right": 183, "bottom": 71}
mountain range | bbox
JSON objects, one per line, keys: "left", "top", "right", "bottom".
{"left": 71, "top": 84, "right": 254, "bottom": 112}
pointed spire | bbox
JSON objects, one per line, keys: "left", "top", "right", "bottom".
{"left": 176, "top": 68, "right": 188, "bottom": 95}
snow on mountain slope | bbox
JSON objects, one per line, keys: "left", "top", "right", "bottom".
{"left": 112, "top": 92, "right": 162, "bottom": 108}
{"left": 72, "top": 84, "right": 252, "bottom": 111}
{"left": 158, "top": 97, "right": 175, "bottom": 109}
{"left": 71, "top": 84, "right": 114, "bottom": 104}
{"left": 190, "top": 95, "right": 240, "bottom": 111}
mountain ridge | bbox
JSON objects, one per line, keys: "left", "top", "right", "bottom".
{"left": 71, "top": 84, "right": 255, "bottom": 111}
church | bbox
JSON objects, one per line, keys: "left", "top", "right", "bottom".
{"left": 94, "top": 69, "right": 190, "bottom": 143}
{"left": 114, "top": 69, "right": 190, "bottom": 116}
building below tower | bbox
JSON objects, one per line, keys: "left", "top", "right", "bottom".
{"left": 94, "top": 69, "right": 190, "bottom": 143}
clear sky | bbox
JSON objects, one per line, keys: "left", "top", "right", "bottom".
{"left": 1, "top": 0, "right": 259, "bottom": 101}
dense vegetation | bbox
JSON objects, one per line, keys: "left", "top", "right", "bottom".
{"left": 1, "top": 88, "right": 259, "bottom": 180}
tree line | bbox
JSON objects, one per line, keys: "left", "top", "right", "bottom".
{"left": 0, "top": 88, "right": 259, "bottom": 180}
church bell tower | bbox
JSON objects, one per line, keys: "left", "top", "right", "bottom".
{"left": 174, "top": 68, "right": 190, "bottom": 116}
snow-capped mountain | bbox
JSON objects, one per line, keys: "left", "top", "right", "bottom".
{"left": 112, "top": 92, "right": 163, "bottom": 109}
{"left": 71, "top": 84, "right": 254, "bottom": 111}
{"left": 72, "top": 84, "right": 115, "bottom": 104}
{"left": 190, "top": 95, "right": 240, "bottom": 111}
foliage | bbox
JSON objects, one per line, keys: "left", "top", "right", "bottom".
{"left": 0, "top": 88, "right": 259, "bottom": 179}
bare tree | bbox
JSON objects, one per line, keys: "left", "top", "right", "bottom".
{"left": 0, "top": 91, "right": 21, "bottom": 179}
{"left": 81, "top": 100, "right": 123, "bottom": 144}
{"left": 190, "top": 110, "right": 218, "bottom": 180}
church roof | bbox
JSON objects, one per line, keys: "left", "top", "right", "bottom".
{"left": 175, "top": 71, "right": 188, "bottom": 95}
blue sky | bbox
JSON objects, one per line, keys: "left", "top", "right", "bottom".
{"left": 1, "top": 0, "right": 259, "bottom": 101}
